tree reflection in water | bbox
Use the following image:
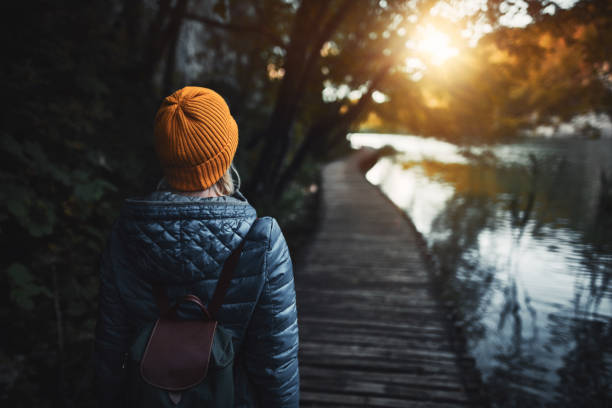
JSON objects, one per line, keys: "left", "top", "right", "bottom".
{"left": 553, "top": 178, "right": 612, "bottom": 407}
{"left": 368, "top": 138, "right": 612, "bottom": 406}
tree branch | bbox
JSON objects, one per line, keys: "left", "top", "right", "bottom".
{"left": 262, "top": 0, "right": 357, "bottom": 192}
{"left": 185, "top": 13, "right": 284, "bottom": 46}
{"left": 273, "top": 63, "right": 391, "bottom": 196}
{"left": 295, "top": 0, "right": 355, "bottom": 96}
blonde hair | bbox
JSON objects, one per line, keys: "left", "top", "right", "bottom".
{"left": 211, "top": 164, "right": 237, "bottom": 196}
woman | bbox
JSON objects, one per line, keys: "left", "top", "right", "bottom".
{"left": 94, "top": 86, "right": 299, "bottom": 407}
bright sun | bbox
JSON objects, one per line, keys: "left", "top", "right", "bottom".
{"left": 411, "top": 24, "right": 459, "bottom": 66}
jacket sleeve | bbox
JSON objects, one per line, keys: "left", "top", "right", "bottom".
{"left": 94, "top": 235, "right": 130, "bottom": 407}
{"left": 244, "top": 218, "right": 300, "bottom": 407}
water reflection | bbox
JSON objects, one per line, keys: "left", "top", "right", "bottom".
{"left": 351, "top": 133, "right": 612, "bottom": 407}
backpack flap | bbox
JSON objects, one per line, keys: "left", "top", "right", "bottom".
{"left": 140, "top": 241, "right": 245, "bottom": 392}
{"left": 141, "top": 296, "right": 217, "bottom": 391}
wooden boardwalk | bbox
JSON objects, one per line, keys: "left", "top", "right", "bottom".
{"left": 295, "top": 150, "right": 483, "bottom": 407}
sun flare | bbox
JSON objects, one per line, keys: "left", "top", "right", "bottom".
{"left": 411, "top": 24, "right": 460, "bottom": 66}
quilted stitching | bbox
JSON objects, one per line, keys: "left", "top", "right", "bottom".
{"left": 123, "top": 214, "right": 251, "bottom": 282}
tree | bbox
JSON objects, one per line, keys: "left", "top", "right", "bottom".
{"left": 483, "top": 0, "right": 612, "bottom": 124}
{"left": 184, "top": 0, "right": 442, "bottom": 198}
{"left": 357, "top": 0, "right": 612, "bottom": 142}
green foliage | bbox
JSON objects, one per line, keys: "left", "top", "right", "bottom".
{"left": 6, "top": 263, "right": 53, "bottom": 311}
{"left": 0, "top": 1, "right": 161, "bottom": 406}
{"left": 257, "top": 159, "right": 322, "bottom": 259}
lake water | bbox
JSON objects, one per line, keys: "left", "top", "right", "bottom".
{"left": 348, "top": 133, "right": 612, "bottom": 407}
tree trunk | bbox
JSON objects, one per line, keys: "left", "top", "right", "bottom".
{"left": 53, "top": 268, "right": 66, "bottom": 407}
{"left": 246, "top": 1, "right": 324, "bottom": 193}
{"left": 122, "top": 0, "right": 143, "bottom": 58}
{"left": 142, "top": 0, "right": 188, "bottom": 87}
{"left": 273, "top": 120, "right": 329, "bottom": 197}
{"left": 162, "top": 6, "right": 184, "bottom": 95}
{"left": 247, "top": 0, "right": 357, "bottom": 197}
{"left": 273, "top": 64, "right": 391, "bottom": 196}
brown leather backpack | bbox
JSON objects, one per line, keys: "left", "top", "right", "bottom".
{"left": 128, "top": 241, "right": 244, "bottom": 407}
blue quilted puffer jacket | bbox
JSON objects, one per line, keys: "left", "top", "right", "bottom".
{"left": 94, "top": 191, "right": 299, "bottom": 407}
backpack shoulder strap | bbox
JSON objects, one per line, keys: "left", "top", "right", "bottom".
{"left": 152, "top": 217, "right": 258, "bottom": 320}
{"left": 208, "top": 240, "right": 245, "bottom": 319}
{"left": 151, "top": 242, "right": 244, "bottom": 319}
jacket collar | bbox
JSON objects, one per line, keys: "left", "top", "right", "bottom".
{"left": 121, "top": 190, "right": 256, "bottom": 220}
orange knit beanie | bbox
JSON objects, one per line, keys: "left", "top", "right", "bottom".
{"left": 154, "top": 86, "right": 238, "bottom": 191}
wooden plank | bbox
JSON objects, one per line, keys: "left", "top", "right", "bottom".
{"left": 297, "top": 299, "right": 440, "bottom": 313}
{"left": 300, "top": 391, "right": 468, "bottom": 408}
{"left": 298, "top": 330, "right": 454, "bottom": 351}
{"left": 297, "top": 287, "right": 437, "bottom": 302}
{"left": 298, "top": 315, "right": 449, "bottom": 333}
{"left": 300, "top": 377, "right": 469, "bottom": 403}
{"left": 297, "top": 264, "right": 429, "bottom": 277}
{"left": 298, "top": 304, "right": 446, "bottom": 324}
{"left": 298, "top": 355, "right": 462, "bottom": 376}
{"left": 300, "top": 366, "right": 466, "bottom": 391}
{"left": 299, "top": 342, "right": 460, "bottom": 365}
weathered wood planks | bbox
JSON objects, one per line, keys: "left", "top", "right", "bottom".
{"left": 295, "top": 150, "right": 484, "bottom": 407}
